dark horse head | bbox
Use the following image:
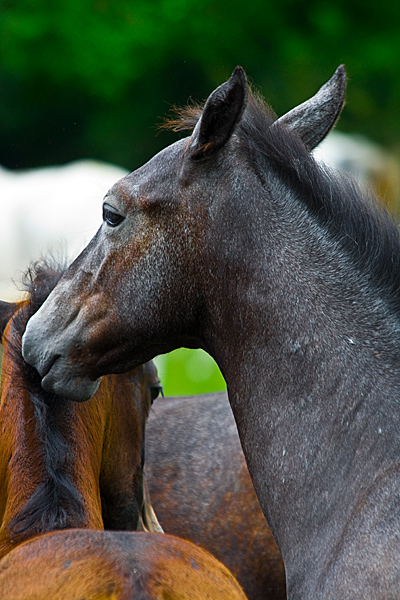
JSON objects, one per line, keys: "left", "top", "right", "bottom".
{"left": 22, "top": 65, "right": 400, "bottom": 598}
{"left": 22, "top": 65, "right": 346, "bottom": 401}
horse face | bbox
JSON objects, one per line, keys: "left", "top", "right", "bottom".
{"left": 22, "top": 138, "right": 207, "bottom": 401}
{"left": 22, "top": 66, "right": 346, "bottom": 401}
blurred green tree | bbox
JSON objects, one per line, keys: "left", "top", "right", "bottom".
{"left": 1, "top": 0, "right": 399, "bottom": 170}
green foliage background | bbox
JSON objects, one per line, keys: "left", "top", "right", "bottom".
{"left": 1, "top": 0, "right": 399, "bottom": 394}
{"left": 1, "top": 0, "right": 400, "bottom": 171}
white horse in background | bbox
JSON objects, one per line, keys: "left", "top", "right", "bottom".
{"left": 0, "top": 160, "right": 128, "bottom": 300}
{"left": 313, "top": 131, "right": 400, "bottom": 217}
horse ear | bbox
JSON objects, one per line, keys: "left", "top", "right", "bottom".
{"left": 273, "top": 65, "right": 347, "bottom": 150}
{"left": 0, "top": 300, "right": 16, "bottom": 339}
{"left": 190, "top": 66, "right": 248, "bottom": 161}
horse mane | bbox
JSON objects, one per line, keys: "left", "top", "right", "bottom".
{"left": 165, "top": 87, "right": 400, "bottom": 316}
{"left": 5, "top": 258, "right": 87, "bottom": 541}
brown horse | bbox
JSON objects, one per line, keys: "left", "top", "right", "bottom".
{"left": 0, "top": 261, "right": 162, "bottom": 558}
{"left": 146, "top": 392, "right": 286, "bottom": 600}
{"left": 0, "top": 264, "right": 248, "bottom": 599}
{"left": 0, "top": 529, "right": 247, "bottom": 599}
{"left": 22, "top": 65, "right": 400, "bottom": 598}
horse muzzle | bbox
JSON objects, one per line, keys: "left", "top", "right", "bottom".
{"left": 22, "top": 314, "right": 101, "bottom": 402}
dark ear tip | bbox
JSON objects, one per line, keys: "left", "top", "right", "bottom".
{"left": 233, "top": 65, "right": 245, "bottom": 75}
{"left": 336, "top": 64, "right": 346, "bottom": 76}
{"left": 333, "top": 64, "right": 347, "bottom": 90}
{"left": 231, "top": 66, "right": 247, "bottom": 85}
{"left": 229, "top": 66, "right": 249, "bottom": 107}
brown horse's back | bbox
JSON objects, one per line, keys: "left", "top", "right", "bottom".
{"left": 0, "top": 529, "right": 247, "bottom": 600}
{"left": 145, "top": 393, "right": 286, "bottom": 600}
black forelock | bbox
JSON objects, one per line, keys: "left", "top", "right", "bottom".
{"left": 15, "top": 258, "right": 66, "bottom": 334}
{"left": 6, "top": 258, "right": 67, "bottom": 402}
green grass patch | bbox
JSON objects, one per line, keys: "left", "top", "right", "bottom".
{"left": 154, "top": 348, "right": 226, "bottom": 396}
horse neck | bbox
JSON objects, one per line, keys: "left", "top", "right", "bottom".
{"left": 202, "top": 190, "right": 400, "bottom": 568}
{"left": 0, "top": 344, "right": 104, "bottom": 556}
{"left": 0, "top": 357, "right": 42, "bottom": 531}
{"left": 97, "top": 373, "right": 147, "bottom": 530}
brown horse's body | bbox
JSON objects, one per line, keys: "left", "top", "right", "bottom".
{"left": 0, "top": 529, "right": 247, "bottom": 599}
{"left": 146, "top": 393, "right": 286, "bottom": 600}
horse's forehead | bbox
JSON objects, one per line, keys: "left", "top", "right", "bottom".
{"left": 109, "top": 138, "right": 188, "bottom": 201}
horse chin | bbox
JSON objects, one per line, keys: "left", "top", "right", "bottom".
{"left": 41, "top": 366, "right": 101, "bottom": 403}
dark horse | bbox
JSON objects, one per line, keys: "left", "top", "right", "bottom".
{"left": 0, "top": 262, "right": 162, "bottom": 558}
{"left": 146, "top": 392, "right": 286, "bottom": 600}
{"left": 22, "top": 66, "right": 400, "bottom": 598}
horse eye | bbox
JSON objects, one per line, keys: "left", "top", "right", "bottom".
{"left": 149, "top": 383, "right": 164, "bottom": 403}
{"left": 103, "top": 206, "right": 125, "bottom": 227}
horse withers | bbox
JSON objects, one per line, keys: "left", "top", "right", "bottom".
{"left": 0, "top": 261, "right": 162, "bottom": 558}
{"left": 22, "top": 66, "right": 400, "bottom": 598}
